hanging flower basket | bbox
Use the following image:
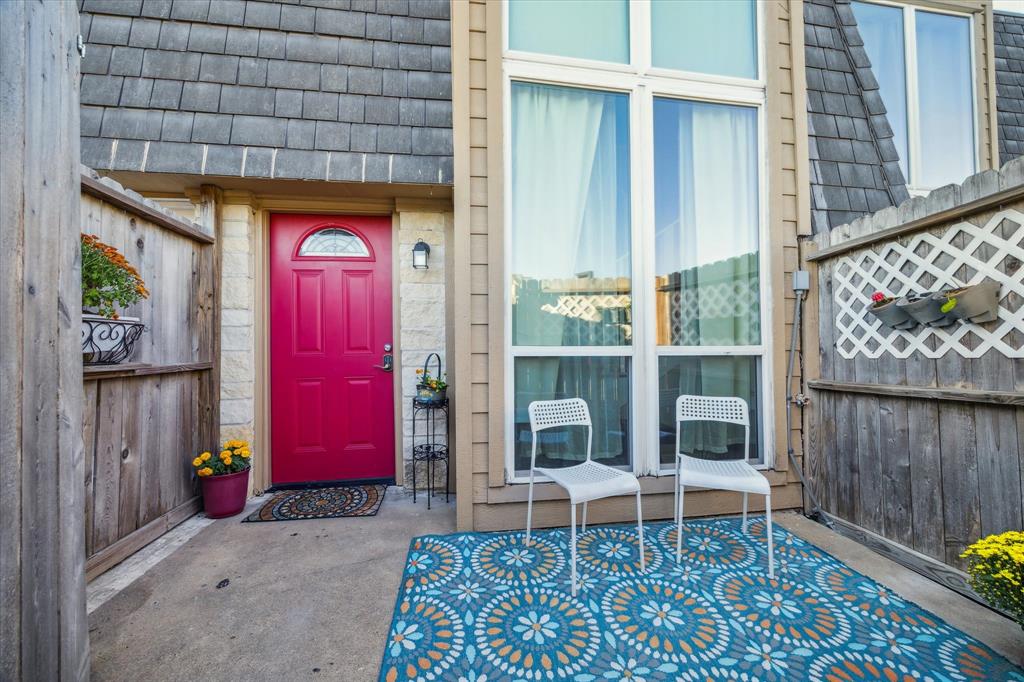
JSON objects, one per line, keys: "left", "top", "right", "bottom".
{"left": 866, "top": 292, "right": 914, "bottom": 329}
{"left": 82, "top": 314, "right": 145, "bottom": 364}
{"left": 415, "top": 352, "right": 447, "bottom": 406}
{"left": 936, "top": 280, "right": 1001, "bottom": 324}
{"left": 81, "top": 233, "right": 149, "bottom": 365}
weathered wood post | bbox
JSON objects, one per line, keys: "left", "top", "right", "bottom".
{"left": 1, "top": 0, "right": 89, "bottom": 679}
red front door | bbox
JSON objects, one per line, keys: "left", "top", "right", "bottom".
{"left": 270, "top": 213, "right": 395, "bottom": 485}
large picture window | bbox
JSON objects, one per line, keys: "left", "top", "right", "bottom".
{"left": 852, "top": 1, "right": 976, "bottom": 191}
{"left": 505, "top": 1, "right": 768, "bottom": 479}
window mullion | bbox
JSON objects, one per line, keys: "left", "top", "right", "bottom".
{"left": 632, "top": 0, "right": 652, "bottom": 75}
{"left": 904, "top": 6, "right": 921, "bottom": 189}
{"left": 634, "top": 82, "right": 659, "bottom": 475}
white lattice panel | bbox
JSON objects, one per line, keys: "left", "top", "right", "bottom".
{"left": 831, "top": 209, "right": 1024, "bottom": 359}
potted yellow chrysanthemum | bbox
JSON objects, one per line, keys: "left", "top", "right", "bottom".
{"left": 961, "top": 530, "right": 1024, "bottom": 629}
{"left": 192, "top": 439, "right": 252, "bottom": 518}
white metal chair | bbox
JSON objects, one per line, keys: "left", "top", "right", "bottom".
{"left": 525, "top": 398, "right": 645, "bottom": 596}
{"left": 673, "top": 395, "right": 774, "bottom": 578}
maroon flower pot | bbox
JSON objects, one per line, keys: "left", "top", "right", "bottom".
{"left": 200, "top": 468, "right": 250, "bottom": 518}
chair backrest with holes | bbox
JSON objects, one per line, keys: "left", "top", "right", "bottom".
{"left": 674, "top": 395, "right": 751, "bottom": 462}
{"left": 528, "top": 398, "right": 593, "bottom": 469}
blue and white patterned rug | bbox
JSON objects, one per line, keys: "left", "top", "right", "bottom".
{"left": 379, "top": 517, "right": 1023, "bottom": 681}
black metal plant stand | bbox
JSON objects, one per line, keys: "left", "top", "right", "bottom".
{"left": 411, "top": 397, "right": 449, "bottom": 509}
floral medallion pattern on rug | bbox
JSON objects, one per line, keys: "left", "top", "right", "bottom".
{"left": 379, "top": 518, "right": 1023, "bottom": 682}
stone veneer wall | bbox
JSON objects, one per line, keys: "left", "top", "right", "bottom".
{"left": 218, "top": 202, "right": 258, "bottom": 457}
{"left": 397, "top": 209, "right": 450, "bottom": 488}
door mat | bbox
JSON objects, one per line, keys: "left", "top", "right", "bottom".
{"left": 243, "top": 484, "right": 386, "bottom": 522}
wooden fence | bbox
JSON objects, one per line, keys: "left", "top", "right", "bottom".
{"left": 80, "top": 172, "right": 219, "bottom": 580}
{"left": 804, "top": 163, "right": 1024, "bottom": 602}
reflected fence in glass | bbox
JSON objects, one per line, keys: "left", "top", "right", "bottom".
{"left": 654, "top": 253, "right": 760, "bottom": 347}
{"left": 512, "top": 275, "right": 632, "bottom": 347}
{"left": 513, "top": 356, "right": 631, "bottom": 473}
{"left": 510, "top": 81, "right": 632, "bottom": 348}
{"left": 658, "top": 355, "right": 762, "bottom": 465}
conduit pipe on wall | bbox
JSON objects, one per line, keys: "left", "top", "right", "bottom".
{"left": 786, "top": 270, "right": 832, "bottom": 528}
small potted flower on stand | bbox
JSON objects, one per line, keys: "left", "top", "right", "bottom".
{"left": 192, "top": 439, "right": 252, "bottom": 518}
{"left": 415, "top": 352, "right": 447, "bottom": 406}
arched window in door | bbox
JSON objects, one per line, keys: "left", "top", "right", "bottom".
{"left": 297, "top": 227, "right": 370, "bottom": 258}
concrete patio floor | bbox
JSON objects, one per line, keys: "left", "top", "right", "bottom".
{"left": 88, "top": 492, "right": 1022, "bottom": 681}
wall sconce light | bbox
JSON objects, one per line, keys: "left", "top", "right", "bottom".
{"left": 412, "top": 239, "right": 430, "bottom": 269}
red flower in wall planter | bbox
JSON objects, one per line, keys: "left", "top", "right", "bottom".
{"left": 191, "top": 439, "right": 252, "bottom": 518}
{"left": 867, "top": 291, "right": 914, "bottom": 329}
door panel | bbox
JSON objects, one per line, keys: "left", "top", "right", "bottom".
{"left": 270, "top": 214, "right": 394, "bottom": 485}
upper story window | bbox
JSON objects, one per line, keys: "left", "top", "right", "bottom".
{"left": 651, "top": 0, "right": 758, "bottom": 79}
{"left": 509, "top": 0, "right": 630, "bottom": 63}
{"left": 504, "top": 1, "right": 768, "bottom": 478}
{"left": 507, "top": 0, "right": 760, "bottom": 82}
{"left": 852, "top": 1, "right": 977, "bottom": 191}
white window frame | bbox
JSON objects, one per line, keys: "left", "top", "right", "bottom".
{"left": 855, "top": 0, "right": 979, "bottom": 194}
{"left": 502, "top": 1, "right": 774, "bottom": 483}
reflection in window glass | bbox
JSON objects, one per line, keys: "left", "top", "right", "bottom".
{"left": 653, "top": 98, "right": 760, "bottom": 347}
{"left": 514, "top": 357, "right": 631, "bottom": 472}
{"left": 510, "top": 82, "right": 632, "bottom": 347}
{"left": 852, "top": 1, "right": 909, "bottom": 182}
{"left": 658, "top": 356, "right": 761, "bottom": 465}
{"left": 651, "top": 0, "right": 757, "bottom": 79}
{"left": 509, "top": 0, "right": 629, "bottom": 64}
{"left": 297, "top": 228, "right": 369, "bottom": 257}
{"left": 916, "top": 11, "right": 975, "bottom": 188}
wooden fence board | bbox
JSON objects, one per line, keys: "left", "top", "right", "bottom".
{"left": 117, "top": 379, "right": 144, "bottom": 540}
{"left": 92, "top": 379, "right": 124, "bottom": 553}
{"left": 1, "top": 2, "right": 89, "bottom": 677}
{"left": 974, "top": 350, "right": 1023, "bottom": 538}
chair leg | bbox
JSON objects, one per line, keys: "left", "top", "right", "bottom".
{"left": 673, "top": 456, "right": 681, "bottom": 527}
{"left": 765, "top": 494, "right": 774, "bottom": 579}
{"left": 742, "top": 492, "right": 748, "bottom": 533}
{"left": 675, "top": 485, "right": 685, "bottom": 563}
{"left": 581, "top": 501, "right": 587, "bottom": 533}
{"left": 525, "top": 476, "right": 534, "bottom": 547}
{"left": 570, "top": 503, "right": 577, "bottom": 597}
{"left": 635, "top": 491, "right": 645, "bottom": 571}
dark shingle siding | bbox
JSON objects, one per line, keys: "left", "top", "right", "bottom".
{"left": 79, "top": 0, "right": 452, "bottom": 184}
{"left": 805, "top": 0, "right": 909, "bottom": 234}
{"left": 995, "top": 12, "right": 1024, "bottom": 166}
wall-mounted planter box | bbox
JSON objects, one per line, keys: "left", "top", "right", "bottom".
{"left": 937, "top": 280, "right": 1001, "bottom": 324}
{"left": 867, "top": 299, "right": 915, "bottom": 329}
{"left": 82, "top": 314, "right": 145, "bottom": 365}
{"left": 896, "top": 294, "right": 956, "bottom": 327}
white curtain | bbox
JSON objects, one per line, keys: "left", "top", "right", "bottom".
{"left": 511, "top": 83, "right": 605, "bottom": 282}
{"left": 669, "top": 101, "right": 759, "bottom": 457}
{"left": 510, "top": 83, "right": 630, "bottom": 466}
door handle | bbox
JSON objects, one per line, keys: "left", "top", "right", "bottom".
{"left": 373, "top": 353, "right": 393, "bottom": 372}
